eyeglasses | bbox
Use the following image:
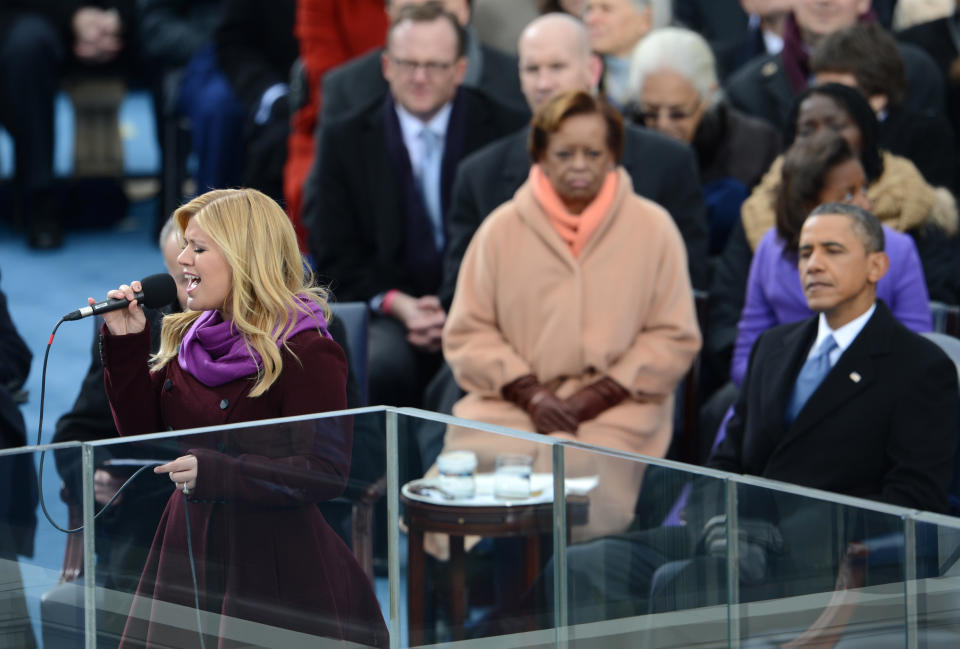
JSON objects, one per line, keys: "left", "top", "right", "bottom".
{"left": 389, "top": 56, "right": 458, "bottom": 76}
{"left": 637, "top": 100, "right": 702, "bottom": 124}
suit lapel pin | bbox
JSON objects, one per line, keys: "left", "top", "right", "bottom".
{"left": 849, "top": 371, "right": 862, "bottom": 383}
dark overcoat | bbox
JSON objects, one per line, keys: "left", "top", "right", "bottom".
{"left": 102, "top": 323, "right": 388, "bottom": 649}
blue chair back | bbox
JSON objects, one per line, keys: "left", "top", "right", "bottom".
{"left": 331, "top": 302, "right": 370, "bottom": 406}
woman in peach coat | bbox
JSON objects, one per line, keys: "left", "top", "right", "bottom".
{"left": 436, "top": 91, "right": 702, "bottom": 546}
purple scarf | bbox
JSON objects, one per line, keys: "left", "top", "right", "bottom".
{"left": 178, "top": 296, "right": 331, "bottom": 387}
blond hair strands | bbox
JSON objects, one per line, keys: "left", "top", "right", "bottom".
{"left": 152, "top": 188, "right": 331, "bottom": 397}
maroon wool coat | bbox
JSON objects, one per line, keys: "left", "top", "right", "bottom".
{"left": 102, "top": 323, "right": 388, "bottom": 649}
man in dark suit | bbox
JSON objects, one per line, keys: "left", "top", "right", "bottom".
{"left": 319, "top": 0, "right": 527, "bottom": 123}
{"left": 725, "top": 0, "right": 946, "bottom": 132}
{"left": 306, "top": 3, "right": 526, "bottom": 408}
{"left": 544, "top": 202, "right": 959, "bottom": 624}
{"left": 713, "top": 202, "right": 956, "bottom": 511}
{"left": 439, "top": 11, "right": 709, "bottom": 305}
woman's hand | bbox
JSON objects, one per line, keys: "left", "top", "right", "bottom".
{"left": 155, "top": 454, "right": 198, "bottom": 494}
{"left": 502, "top": 374, "right": 578, "bottom": 434}
{"left": 97, "top": 281, "right": 147, "bottom": 336}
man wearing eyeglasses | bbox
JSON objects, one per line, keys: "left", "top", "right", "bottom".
{"left": 306, "top": 2, "right": 527, "bottom": 412}
{"left": 319, "top": 0, "right": 527, "bottom": 123}
{"left": 439, "top": 11, "right": 709, "bottom": 306}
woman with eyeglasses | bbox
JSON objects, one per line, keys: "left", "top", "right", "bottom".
{"left": 628, "top": 26, "right": 781, "bottom": 254}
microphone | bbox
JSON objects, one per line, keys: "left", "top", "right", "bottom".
{"left": 63, "top": 273, "right": 178, "bottom": 322}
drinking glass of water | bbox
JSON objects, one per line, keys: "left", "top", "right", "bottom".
{"left": 493, "top": 454, "right": 533, "bottom": 500}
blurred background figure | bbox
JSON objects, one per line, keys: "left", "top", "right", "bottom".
{"left": 898, "top": 0, "right": 960, "bottom": 192}
{"left": 306, "top": 3, "right": 527, "bottom": 412}
{"left": 629, "top": 26, "right": 780, "bottom": 254}
{"left": 0, "top": 269, "right": 38, "bottom": 648}
{"left": 138, "top": 0, "right": 246, "bottom": 203}
{"left": 437, "top": 89, "right": 700, "bottom": 546}
{"left": 810, "top": 22, "right": 957, "bottom": 192}
{"left": 470, "top": 0, "right": 538, "bottom": 54}
{"left": 707, "top": 83, "right": 957, "bottom": 414}
{"left": 318, "top": 0, "right": 527, "bottom": 127}
{"left": 701, "top": 133, "right": 934, "bottom": 444}
{"left": 0, "top": 0, "right": 138, "bottom": 249}
{"left": 725, "top": 0, "right": 944, "bottom": 131}
{"left": 538, "top": 0, "right": 586, "bottom": 14}
{"left": 730, "top": 133, "right": 932, "bottom": 391}
{"left": 583, "top": 0, "right": 654, "bottom": 107}
{"left": 673, "top": 0, "right": 790, "bottom": 79}
{"left": 893, "top": 0, "right": 956, "bottom": 30}
{"left": 284, "top": 0, "right": 388, "bottom": 249}
{"left": 215, "top": 0, "right": 297, "bottom": 205}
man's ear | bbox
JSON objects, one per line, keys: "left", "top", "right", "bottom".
{"left": 588, "top": 53, "right": 603, "bottom": 89}
{"left": 381, "top": 50, "right": 391, "bottom": 82}
{"left": 866, "top": 250, "right": 890, "bottom": 284}
{"left": 453, "top": 56, "right": 468, "bottom": 85}
{"left": 638, "top": 6, "right": 653, "bottom": 37}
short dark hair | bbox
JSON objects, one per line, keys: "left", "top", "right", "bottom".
{"left": 809, "top": 23, "right": 907, "bottom": 107}
{"left": 777, "top": 133, "right": 859, "bottom": 252}
{"left": 528, "top": 90, "right": 625, "bottom": 163}
{"left": 808, "top": 202, "right": 885, "bottom": 254}
{"left": 388, "top": 2, "right": 467, "bottom": 59}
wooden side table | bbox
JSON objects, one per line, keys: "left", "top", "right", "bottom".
{"left": 401, "top": 492, "right": 589, "bottom": 645}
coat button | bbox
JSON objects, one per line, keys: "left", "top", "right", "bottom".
{"left": 164, "top": 379, "right": 173, "bottom": 392}
{"left": 219, "top": 399, "right": 229, "bottom": 410}
{"left": 217, "top": 442, "right": 226, "bottom": 452}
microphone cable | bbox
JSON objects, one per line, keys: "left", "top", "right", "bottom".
{"left": 35, "top": 318, "right": 161, "bottom": 534}
{"left": 35, "top": 317, "right": 208, "bottom": 649}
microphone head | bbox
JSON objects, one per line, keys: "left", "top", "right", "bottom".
{"left": 139, "top": 273, "right": 178, "bottom": 309}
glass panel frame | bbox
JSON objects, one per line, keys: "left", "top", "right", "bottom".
{"left": 8, "top": 406, "right": 929, "bottom": 649}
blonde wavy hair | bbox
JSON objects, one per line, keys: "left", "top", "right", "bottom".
{"left": 152, "top": 188, "right": 331, "bottom": 397}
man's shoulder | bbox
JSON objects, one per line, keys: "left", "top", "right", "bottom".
{"left": 457, "top": 127, "right": 528, "bottom": 175}
{"left": 321, "top": 97, "right": 384, "bottom": 142}
{"left": 324, "top": 49, "right": 382, "bottom": 89}
{"left": 755, "top": 316, "right": 814, "bottom": 352}
{"left": 623, "top": 123, "right": 694, "bottom": 163}
{"left": 882, "top": 312, "right": 953, "bottom": 369}
{"left": 898, "top": 16, "right": 951, "bottom": 45}
{"left": 322, "top": 49, "right": 387, "bottom": 120}
{"left": 459, "top": 86, "right": 530, "bottom": 131}
{"left": 726, "top": 52, "right": 782, "bottom": 88}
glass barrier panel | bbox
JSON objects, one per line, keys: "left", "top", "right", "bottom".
{"left": 396, "top": 411, "right": 562, "bottom": 648}
{"left": 912, "top": 513, "right": 960, "bottom": 648}
{"left": 557, "top": 445, "right": 732, "bottom": 649}
{"left": 3, "top": 443, "right": 82, "bottom": 649}
{"left": 85, "top": 410, "right": 390, "bottom": 649}
{"left": 734, "top": 481, "right": 908, "bottom": 648}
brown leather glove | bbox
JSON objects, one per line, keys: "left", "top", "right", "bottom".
{"left": 565, "top": 376, "right": 630, "bottom": 423}
{"left": 502, "top": 374, "right": 579, "bottom": 434}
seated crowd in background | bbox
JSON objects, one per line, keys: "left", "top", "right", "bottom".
{"left": 4, "top": 0, "right": 960, "bottom": 641}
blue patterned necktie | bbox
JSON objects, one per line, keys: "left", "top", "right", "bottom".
{"left": 417, "top": 127, "right": 444, "bottom": 250}
{"left": 785, "top": 335, "right": 838, "bottom": 426}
